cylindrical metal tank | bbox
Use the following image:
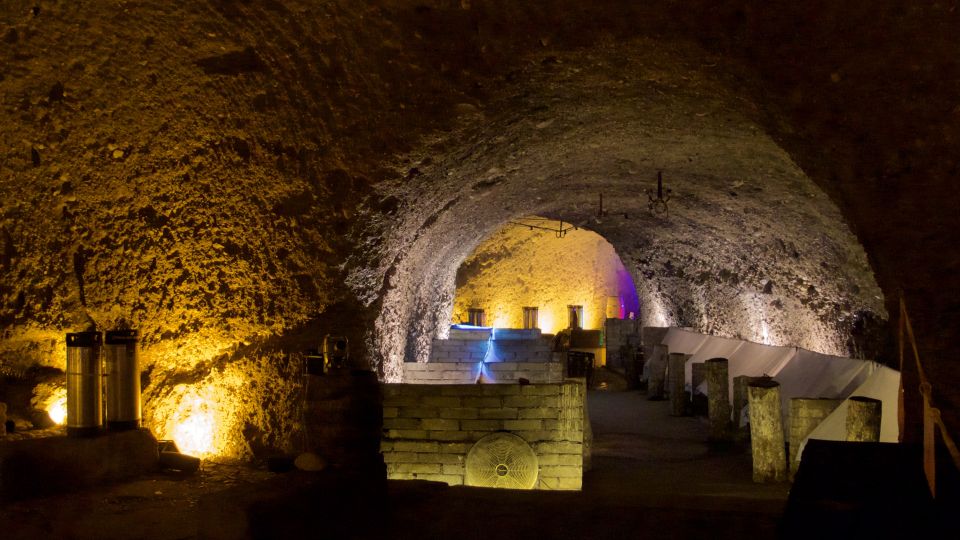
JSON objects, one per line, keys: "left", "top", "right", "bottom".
{"left": 104, "top": 330, "right": 141, "bottom": 430}
{"left": 322, "top": 335, "right": 349, "bottom": 371}
{"left": 66, "top": 331, "right": 102, "bottom": 437}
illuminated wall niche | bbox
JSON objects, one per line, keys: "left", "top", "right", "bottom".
{"left": 452, "top": 219, "right": 639, "bottom": 334}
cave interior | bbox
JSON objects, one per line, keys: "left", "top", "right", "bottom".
{"left": 1, "top": 1, "right": 959, "bottom": 538}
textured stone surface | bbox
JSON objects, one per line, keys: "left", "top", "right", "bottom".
{"left": 668, "top": 353, "right": 688, "bottom": 416}
{"left": 748, "top": 380, "right": 787, "bottom": 483}
{"left": 381, "top": 381, "right": 585, "bottom": 490}
{"left": 0, "top": 428, "right": 158, "bottom": 498}
{"left": 788, "top": 398, "right": 841, "bottom": 477}
{"left": 363, "top": 37, "right": 885, "bottom": 382}
{"left": 845, "top": 396, "right": 882, "bottom": 443}
{"left": 452, "top": 224, "right": 638, "bottom": 333}
{"left": 706, "top": 358, "right": 732, "bottom": 440}
{"left": 0, "top": 0, "right": 958, "bottom": 453}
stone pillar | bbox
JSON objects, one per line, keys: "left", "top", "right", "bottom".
{"left": 691, "top": 363, "right": 707, "bottom": 395}
{"left": 706, "top": 358, "right": 731, "bottom": 440}
{"left": 732, "top": 375, "right": 757, "bottom": 439}
{"left": 647, "top": 345, "right": 667, "bottom": 400}
{"left": 845, "top": 396, "right": 882, "bottom": 442}
{"left": 668, "top": 353, "right": 689, "bottom": 416}
{"left": 748, "top": 379, "right": 787, "bottom": 482}
{"left": 789, "top": 398, "right": 842, "bottom": 478}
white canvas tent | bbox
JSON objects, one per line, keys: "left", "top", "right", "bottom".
{"left": 656, "top": 327, "right": 883, "bottom": 437}
{"left": 799, "top": 365, "right": 901, "bottom": 458}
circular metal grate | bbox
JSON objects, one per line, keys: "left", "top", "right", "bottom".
{"left": 465, "top": 432, "right": 538, "bottom": 489}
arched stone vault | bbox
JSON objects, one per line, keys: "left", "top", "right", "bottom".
{"left": 7, "top": 1, "right": 955, "bottom": 456}
{"left": 351, "top": 41, "right": 884, "bottom": 381}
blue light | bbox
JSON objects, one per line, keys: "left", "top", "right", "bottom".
{"left": 451, "top": 323, "right": 492, "bottom": 331}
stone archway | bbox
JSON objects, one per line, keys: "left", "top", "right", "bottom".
{"left": 355, "top": 39, "right": 885, "bottom": 381}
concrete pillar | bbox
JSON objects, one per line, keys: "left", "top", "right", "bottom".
{"left": 706, "top": 358, "right": 731, "bottom": 440}
{"left": 789, "top": 398, "right": 842, "bottom": 478}
{"left": 668, "top": 353, "right": 690, "bottom": 416}
{"left": 647, "top": 345, "right": 667, "bottom": 400}
{"left": 748, "top": 379, "right": 787, "bottom": 482}
{"left": 845, "top": 396, "right": 882, "bottom": 442}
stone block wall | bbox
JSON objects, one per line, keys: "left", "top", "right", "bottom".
{"left": 381, "top": 381, "right": 585, "bottom": 490}
{"left": 604, "top": 318, "right": 639, "bottom": 372}
{"left": 402, "top": 361, "right": 564, "bottom": 385}
{"left": 429, "top": 334, "right": 554, "bottom": 364}
{"left": 788, "top": 397, "right": 842, "bottom": 476}
{"left": 448, "top": 328, "right": 492, "bottom": 341}
{"left": 430, "top": 339, "right": 489, "bottom": 362}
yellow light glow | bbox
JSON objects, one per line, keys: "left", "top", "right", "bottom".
{"left": 452, "top": 222, "right": 635, "bottom": 336}
{"left": 172, "top": 397, "right": 216, "bottom": 458}
{"left": 153, "top": 374, "right": 248, "bottom": 460}
{"left": 492, "top": 308, "right": 512, "bottom": 329}
{"left": 46, "top": 389, "right": 67, "bottom": 425}
{"left": 539, "top": 309, "right": 555, "bottom": 334}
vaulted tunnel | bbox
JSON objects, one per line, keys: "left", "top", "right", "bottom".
{"left": 362, "top": 40, "right": 884, "bottom": 382}
{"left": 0, "top": 0, "right": 957, "bottom": 488}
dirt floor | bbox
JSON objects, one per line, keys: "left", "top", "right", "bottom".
{"left": 1, "top": 379, "right": 790, "bottom": 539}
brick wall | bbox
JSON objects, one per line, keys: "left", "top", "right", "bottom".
{"left": 381, "top": 381, "right": 586, "bottom": 490}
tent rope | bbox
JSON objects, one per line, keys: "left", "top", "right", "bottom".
{"left": 899, "top": 294, "right": 960, "bottom": 498}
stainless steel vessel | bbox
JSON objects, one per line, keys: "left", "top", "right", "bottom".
{"left": 66, "top": 331, "right": 102, "bottom": 437}
{"left": 104, "top": 330, "right": 141, "bottom": 430}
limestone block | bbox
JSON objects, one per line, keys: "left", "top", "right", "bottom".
{"left": 668, "top": 353, "right": 689, "bottom": 416}
{"left": 398, "top": 407, "right": 439, "bottom": 418}
{"left": 503, "top": 395, "right": 543, "bottom": 408}
{"left": 518, "top": 407, "right": 561, "bottom": 419}
{"left": 647, "top": 344, "right": 668, "bottom": 399}
{"left": 706, "top": 358, "right": 732, "bottom": 440}
{"left": 482, "top": 384, "right": 521, "bottom": 395}
{"left": 422, "top": 396, "right": 461, "bottom": 408}
{"left": 788, "top": 398, "right": 841, "bottom": 477}
{"left": 463, "top": 397, "right": 502, "bottom": 408}
{"left": 461, "top": 419, "right": 503, "bottom": 431}
{"left": 386, "top": 429, "right": 429, "bottom": 439}
{"left": 439, "top": 408, "right": 480, "bottom": 420}
{"left": 421, "top": 418, "right": 459, "bottom": 431}
{"left": 383, "top": 417, "right": 422, "bottom": 430}
{"left": 0, "top": 429, "right": 158, "bottom": 498}
{"left": 479, "top": 407, "right": 519, "bottom": 419}
{"left": 438, "top": 442, "right": 473, "bottom": 454}
{"left": 747, "top": 380, "right": 787, "bottom": 482}
{"left": 503, "top": 419, "right": 543, "bottom": 431}
{"left": 429, "top": 431, "right": 472, "bottom": 441}
{"left": 382, "top": 451, "right": 417, "bottom": 463}
{"left": 393, "top": 441, "right": 440, "bottom": 453}
{"left": 441, "top": 385, "right": 485, "bottom": 396}
{"left": 846, "top": 396, "right": 882, "bottom": 442}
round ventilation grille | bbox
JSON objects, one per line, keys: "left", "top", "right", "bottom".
{"left": 465, "top": 432, "right": 538, "bottom": 489}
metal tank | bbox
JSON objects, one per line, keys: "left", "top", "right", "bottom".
{"left": 322, "top": 335, "right": 349, "bottom": 371}
{"left": 104, "top": 330, "right": 141, "bottom": 430}
{"left": 66, "top": 331, "right": 102, "bottom": 437}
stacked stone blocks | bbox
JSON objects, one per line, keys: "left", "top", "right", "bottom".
{"left": 381, "top": 382, "right": 585, "bottom": 490}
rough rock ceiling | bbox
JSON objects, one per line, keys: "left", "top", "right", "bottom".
{"left": 0, "top": 0, "right": 956, "bottom": 453}
{"left": 353, "top": 39, "right": 884, "bottom": 381}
